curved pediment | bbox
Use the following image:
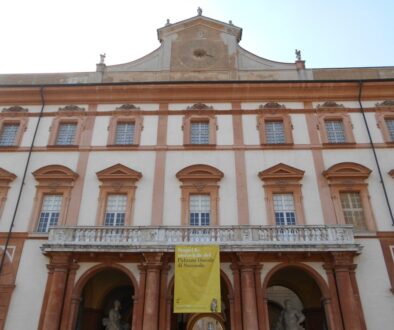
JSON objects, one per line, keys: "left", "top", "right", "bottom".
{"left": 176, "top": 164, "right": 224, "bottom": 182}
{"left": 33, "top": 165, "right": 78, "bottom": 181}
{"left": 258, "top": 163, "right": 305, "bottom": 181}
{"left": 0, "top": 167, "right": 17, "bottom": 183}
{"left": 323, "top": 162, "right": 371, "bottom": 180}
{"left": 96, "top": 163, "right": 142, "bottom": 182}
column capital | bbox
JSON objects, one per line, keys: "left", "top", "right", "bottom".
{"left": 236, "top": 252, "right": 259, "bottom": 269}
{"left": 331, "top": 251, "right": 357, "bottom": 270}
{"left": 143, "top": 252, "right": 164, "bottom": 267}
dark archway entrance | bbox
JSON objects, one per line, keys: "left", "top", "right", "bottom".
{"left": 76, "top": 268, "right": 134, "bottom": 330}
{"left": 267, "top": 266, "right": 328, "bottom": 330}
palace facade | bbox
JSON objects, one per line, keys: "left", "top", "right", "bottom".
{"left": 1, "top": 12, "right": 394, "bottom": 330}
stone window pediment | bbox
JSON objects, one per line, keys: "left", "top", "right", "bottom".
{"left": 32, "top": 165, "right": 78, "bottom": 184}
{"left": 323, "top": 162, "right": 371, "bottom": 182}
{"left": 0, "top": 167, "right": 16, "bottom": 219}
{"left": 258, "top": 163, "right": 304, "bottom": 182}
{"left": 176, "top": 164, "right": 224, "bottom": 183}
{"left": 96, "top": 163, "right": 142, "bottom": 183}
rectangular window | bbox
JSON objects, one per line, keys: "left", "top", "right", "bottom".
{"left": 386, "top": 118, "right": 394, "bottom": 141}
{"left": 325, "top": 120, "right": 346, "bottom": 143}
{"left": 273, "top": 193, "right": 296, "bottom": 225}
{"left": 115, "top": 122, "right": 135, "bottom": 145}
{"left": 340, "top": 192, "right": 366, "bottom": 230}
{"left": 189, "top": 195, "right": 211, "bottom": 226}
{"left": 0, "top": 123, "right": 20, "bottom": 146}
{"left": 190, "top": 122, "right": 209, "bottom": 144}
{"left": 37, "top": 195, "right": 63, "bottom": 232}
{"left": 265, "top": 121, "right": 285, "bottom": 144}
{"left": 56, "top": 123, "right": 77, "bottom": 145}
{"left": 105, "top": 194, "right": 127, "bottom": 226}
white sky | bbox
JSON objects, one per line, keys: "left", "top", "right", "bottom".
{"left": 0, "top": 0, "right": 393, "bottom": 74}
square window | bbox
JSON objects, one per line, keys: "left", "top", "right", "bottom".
{"left": 37, "top": 195, "right": 63, "bottom": 232}
{"left": 189, "top": 195, "right": 211, "bottom": 226}
{"left": 265, "top": 121, "right": 285, "bottom": 144}
{"left": 190, "top": 122, "right": 209, "bottom": 144}
{"left": 0, "top": 123, "right": 20, "bottom": 146}
{"left": 56, "top": 123, "right": 77, "bottom": 145}
{"left": 115, "top": 122, "right": 135, "bottom": 145}
{"left": 339, "top": 192, "right": 366, "bottom": 230}
{"left": 385, "top": 118, "right": 394, "bottom": 141}
{"left": 105, "top": 194, "right": 127, "bottom": 226}
{"left": 273, "top": 193, "right": 296, "bottom": 225}
{"left": 324, "top": 120, "right": 346, "bottom": 143}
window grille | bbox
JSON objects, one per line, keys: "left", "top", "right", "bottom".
{"left": 56, "top": 123, "right": 77, "bottom": 145}
{"left": 115, "top": 122, "right": 135, "bottom": 144}
{"left": 273, "top": 193, "right": 296, "bottom": 225}
{"left": 191, "top": 122, "right": 209, "bottom": 144}
{"left": 265, "top": 121, "right": 285, "bottom": 144}
{"left": 37, "top": 195, "right": 62, "bottom": 232}
{"left": 105, "top": 194, "right": 127, "bottom": 226}
{"left": 0, "top": 123, "right": 19, "bottom": 146}
{"left": 325, "top": 120, "right": 346, "bottom": 143}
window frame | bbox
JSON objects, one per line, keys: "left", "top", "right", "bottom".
{"left": 0, "top": 167, "right": 16, "bottom": 220}
{"left": 96, "top": 163, "right": 142, "bottom": 226}
{"left": 107, "top": 114, "right": 143, "bottom": 146}
{"left": 323, "top": 162, "right": 376, "bottom": 232}
{"left": 317, "top": 112, "right": 355, "bottom": 145}
{"left": 30, "top": 165, "right": 78, "bottom": 232}
{"left": 0, "top": 118, "right": 27, "bottom": 147}
{"left": 257, "top": 113, "right": 293, "bottom": 145}
{"left": 176, "top": 164, "right": 224, "bottom": 226}
{"left": 183, "top": 113, "right": 217, "bottom": 146}
{"left": 48, "top": 117, "right": 85, "bottom": 147}
{"left": 258, "top": 163, "right": 305, "bottom": 226}
{"left": 103, "top": 194, "right": 128, "bottom": 226}
{"left": 36, "top": 194, "right": 64, "bottom": 233}
{"left": 376, "top": 111, "right": 394, "bottom": 143}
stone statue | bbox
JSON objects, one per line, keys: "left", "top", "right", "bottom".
{"left": 100, "top": 53, "right": 106, "bottom": 64}
{"left": 295, "top": 49, "right": 301, "bottom": 61}
{"left": 210, "top": 298, "right": 218, "bottom": 312}
{"left": 274, "top": 300, "right": 305, "bottom": 330}
{"left": 102, "top": 300, "right": 129, "bottom": 330}
{"left": 197, "top": 7, "right": 202, "bottom": 16}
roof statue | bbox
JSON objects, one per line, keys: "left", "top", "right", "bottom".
{"left": 295, "top": 49, "right": 301, "bottom": 61}
{"left": 197, "top": 7, "right": 202, "bottom": 16}
{"left": 100, "top": 53, "right": 106, "bottom": 64}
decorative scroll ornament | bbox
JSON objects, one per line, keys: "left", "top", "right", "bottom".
{"left": 375, "top": 100, "right": 394, "bottom": 107}
{"left": 259, "top": 102, "right": 286, "bottom": 109}
{"left": 186, "top": 103, "right": 213, "bottom": 110}
{"left": 58, "top": 105, "right": 85, "bottom": 112}
{"left": 116, "top": 104, "right": 141, "bottom": 110}
{"left": 317, "top": 101, "right": 345, "bottom": 108}
{"left": 2, "top": 105, "right": 28, "bottom": 113}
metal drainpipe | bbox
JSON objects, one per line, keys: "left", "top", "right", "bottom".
{"left": 0, "top": 86, "right": 46, "bottom": 273}
{"left": 357, "top": 81, "right": 394, "bottom": 225}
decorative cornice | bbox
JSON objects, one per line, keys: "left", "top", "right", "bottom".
{"left": 58, "top": 105, "right": 85, "bottom": 112}
{"left": 317, "top": 101, "right": 345, "bottom": 108}
{"left": 33, "top": 165, "right": 78, "bottom": 182}
{"left": 116, "top": 104, "right": 141, "bottom": 110}
{"left": 176, "top": 164, "right": 224, "bottom": 182}
{"left": 258, "top": 163, "right": 305, "bottom": 181}
{"left": 0, "top": 167, "right": 17, "bottom": 184}
{"left": 323, "top": 162, "right": 371, "bottom": 181}
{"left": 96, "top": 163, "right": 142, "bottom": 182}
{"left": 2, "top": 105, "right": 28, "bottom": 113}
{"left": 375, "top": 100, "right": 394, "bottom": 107}
{"left": 259, "top": 102, "right": 285, "bottom": 109}
{"left": 186, "top": 103, "right": 213, "bottom": 110}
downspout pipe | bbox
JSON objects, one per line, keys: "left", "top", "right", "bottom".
{"left": 0, "top": 86, "right": 46, "bottom": 273}
{"left": 357, "top": 81, "right": 394, "bottom": 226}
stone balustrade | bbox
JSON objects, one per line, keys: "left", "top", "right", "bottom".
{"left": 42, "top": 225, "right": 360, "bottom": 252}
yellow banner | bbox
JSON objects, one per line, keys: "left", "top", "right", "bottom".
{"left": 174, "top": 245, "right": 221, "bottom": 313}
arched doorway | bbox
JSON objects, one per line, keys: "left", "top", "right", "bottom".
{"left": 75, "top": 267, "right": 135, "bottom": 330}
{"left": 266, "top": 266, "right": 328, "bottom": 330}
{"left": 170, "top": 274, "right": 232, "bottom": 330}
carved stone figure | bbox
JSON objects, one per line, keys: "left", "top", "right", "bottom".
{"left": 102, "top": 300, "right": 129, "bottom": 330}
{"left": 274, "top": 300, "right": 305, "bottom": 330}
{"left": 295, "top": 49, "right": 301, "bottom": 61}
{"left": 100, "top": 53, "right": 106, "bottom": 64}
{"left": 197, "top": 7, "right": 202, "bottom": 16}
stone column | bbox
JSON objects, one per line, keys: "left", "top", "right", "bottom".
{"left": 60, "top": 262, "right": 79, "bottom": 330}
{"left": 159, "top": 256, "right": 170, "bottom": 328}
{"left": 142, "top": 252, "right": 163, "bottom": 330}
{"left": 332, "top": 252, "right": 362, "bottom": 330}
{"left": 230, "top": 257, "right": 243, "bottom": 330}
{"left": 41, "top": 253, "right": 71, "bottom": 330}
{"left": 133, "top": 263, "right": 147, "bottom": 330}
{"left": 237, "top": 253, "right": 259, "bottom": 330}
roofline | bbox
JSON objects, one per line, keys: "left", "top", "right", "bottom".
{"left": 1, "top": 78, "right": 394, "bottom": 89}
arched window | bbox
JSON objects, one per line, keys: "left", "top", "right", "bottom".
{"left": 176, "top": 164, "right": 224, "bottom": 225}
{"left": 323, "top": 162, "right": 376, "bottom": 231}
{"left": 30, "top": 165, "right": 78, "bottom": 232}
